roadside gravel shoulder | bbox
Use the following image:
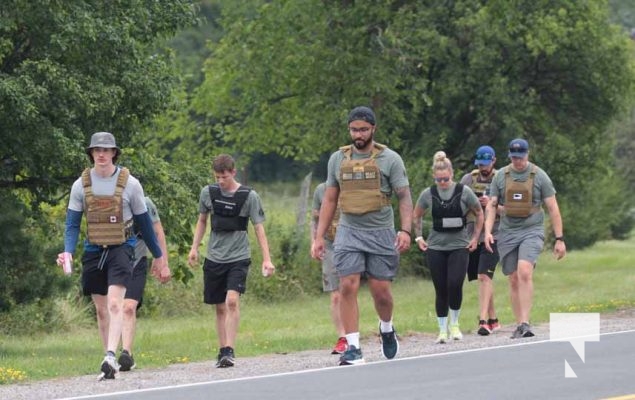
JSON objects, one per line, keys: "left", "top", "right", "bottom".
{"left": 2, "top": 309, "right": 634, "bottom": 400}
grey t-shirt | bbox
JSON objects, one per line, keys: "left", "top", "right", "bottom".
{"left": 134, "top": 197, "right": 160, "bottom": 266}
{"left": 68, "top": 167, "right": 147, "bottom": 250}
{"left": 489, "top": 162, "right": 556, "bottom": 233}
{"left": 197, "top": 185, "right": 266, "bottom": 263}
{"left": 326, "top": 144, "right": 409, "bottom": 230}
{"left": 460, "top": 170, "right": 499, "bottom": 242}
{"left": 415, "top": 183, "right": 480, "bottom": 251}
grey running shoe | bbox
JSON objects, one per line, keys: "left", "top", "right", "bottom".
{"left": 379, "top": 326, "right": 399, "bottom": 359}
{"left": 118, "top": 350, "right": 136, "bottom": 372}
{"left": 217, "top": 347, "right": 235, "bottom": 368}
{"left": 511, "top": 322, "right": 534, "bottom": 338}
{"left": 339, "top": 345, "right": 365, "bottom": 365}
{"left": 100, "top": 354, "right": 119, "bottom": 379}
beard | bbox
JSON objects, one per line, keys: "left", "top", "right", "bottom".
{"left": 352, "top": 133, "right": 374, "bottom": 150}
{"left": 479, "top": 167, "right": 494, "bottom": 179}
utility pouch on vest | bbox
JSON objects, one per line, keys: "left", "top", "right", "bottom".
{"left": 467, "top": 169, "right": 494, "bottom": 222}
{"left": 82, "top": 167, "right": 133, "bottom": 246}
{"left": 338, "top": 144, "right": 391, "bottom": 215}
{"left": 503, "top": 165, "right": 540, "bottom": 218}
{"left": 324, "top": 207, "right": 340, "bottom": 242}
{"left": 209, "top": 184, "right": 251, "bottom": 231}
{"left": 431, "top": 184, "right": 466, "bottom": 232}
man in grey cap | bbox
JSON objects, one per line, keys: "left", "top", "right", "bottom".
{"left": 483, "top": 138, "right": 566, "bottom": 338}
{"left": 311, "top": 106, "right": 413, "bottom": 366}
{"left": 57, "top": 132, "right": 166, "bottom": 379}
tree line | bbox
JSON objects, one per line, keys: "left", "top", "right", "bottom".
{"left": 1, "top": 0, "right": 634, "bottom": 317}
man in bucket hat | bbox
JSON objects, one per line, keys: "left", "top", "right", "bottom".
{"left": 57, "top": 132, "right": 166, "bottom": 380}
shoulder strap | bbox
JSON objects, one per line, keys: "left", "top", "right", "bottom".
{"left": 208, "top": 183, "right": 220, "bottom": 201}
{"left": 339, "top": 145, "right": 353, "bottom": 160}
{"left": 114, "top": 167, "right": 129, "bottom": 199}
{"left": 81, "top": 168, "right": 93, "bottom": 201}
{"left": 470, "top": 169, "right": 480, "bottom": 182}
{"left": 370, "top": 142, "right": 386, "bottom": 158}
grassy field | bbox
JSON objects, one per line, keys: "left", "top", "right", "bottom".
{"left": 1, "top": 235, "right": 634, "bottom": 383}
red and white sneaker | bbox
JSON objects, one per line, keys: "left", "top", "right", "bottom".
{"left": 488, "top": 318, "right": 501, "bottom": 333}
{"left": 477, "top": 320, "right": 491, "bottom": 336}
{"left": 331, "top": 337, "right": 348, "bottom": 354}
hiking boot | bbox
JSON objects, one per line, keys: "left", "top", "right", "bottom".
{"left": 450, "top": 324, "right": 463, "bottom": 340}
{"left": 331, "top": 337, "right": 348, "bottom": 355}
{"left": 100, "top": 353, "right": 119, "bottom": 379}
{"left": 477, "top": 320, "right": 491, "bottom": 336}
{"left": 118, "top": 350, "right": 136, "bottom": 372}
{"left": 435, "top": 331, "right": 448, "bottom": 344}
{"left": 217, "top": 346, "right": 235, "bottom": 368}
{"left": 511, "top": 322, "right": 534, "bottom": 339}
{"left": 379, "top": 326, "right": 399, "bottom": 360}
{"left": 339, "top": 345, "right": 365, "bottom": 365}
{"left": 488, "top": 318, "right": 501, "bottom": 332}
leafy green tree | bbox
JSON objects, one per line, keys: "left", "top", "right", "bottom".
{"left": 0, "top": 1, "right": 199, "bottom": 309}
{"left": 190, "top": 0, "right": 635, "bottom": 248}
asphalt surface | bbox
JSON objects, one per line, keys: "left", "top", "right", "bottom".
{"left": 65, "top": 330, "right": 635, "bottom": 400}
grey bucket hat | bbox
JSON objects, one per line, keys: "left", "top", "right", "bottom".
{"left": 85, "top": 132, "right": 120, "bottom": 155}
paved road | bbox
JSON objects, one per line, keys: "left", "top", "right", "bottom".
{"left": 66, "top": 330, "right": 635, "bottom": 400}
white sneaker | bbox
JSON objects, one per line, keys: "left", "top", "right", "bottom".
{"left": 450, "top": 324, "right": 463, "bottom": 340}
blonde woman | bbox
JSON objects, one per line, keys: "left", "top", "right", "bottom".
{"left": 413, "top": 151, "right": 483, "bottom": 343}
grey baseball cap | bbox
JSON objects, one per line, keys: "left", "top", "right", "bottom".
{"left": 85, "top": 132, "right": 120, "bottom": 155}
{"left": 347, "top": 106, "right": 376, "bottom": 126}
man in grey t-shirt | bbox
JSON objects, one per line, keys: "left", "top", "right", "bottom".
{"left": 484, "top": 138, "right": 566, "bottom": 339}
{"left": 311, "top": 106, "right": 413, "bottom": 366}
{"left": 188, "top": 154, "right": 275, "bottom": 368}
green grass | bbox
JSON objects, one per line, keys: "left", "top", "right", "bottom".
{"left": 1, "top": 235, "right": 634, "bottom": 383}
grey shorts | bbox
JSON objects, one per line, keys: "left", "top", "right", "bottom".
{"left": 322, "top": 241, "right": 339, "bottom": 292}
{"left": 333, "top": 225, "right": 399, "bottom": 280}
{"left": 498, "top": 230, "right": 544, "bottom": 275}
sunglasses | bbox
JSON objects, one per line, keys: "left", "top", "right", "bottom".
{"left": 509, "top": 147, "right": 528, "bottom": 153}
{"left": 475, "top": 153, "right": 494, "bottom": 160}
{"left": 434, "top": 177, "right": 451, "bottom": 183}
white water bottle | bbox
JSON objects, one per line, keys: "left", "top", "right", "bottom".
{"left": 63, "top": 256, "right": 72, "bottom": 275}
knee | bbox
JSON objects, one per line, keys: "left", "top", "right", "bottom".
{"left": 339, "top": 278, "right": 359, "bottom": 297}
{"left": 225, "top": 296, "right": 239, "bottom": 312}
{"left": 478, "top": 274, "right": 492, "bottom": 284}
{"left": 107, "top": 300, "right": 122, "bottom": 315}
{"left": 95, "top": 306, "right": 109, "bottom": 322}
{"left": 123, "top": 303, "right": 136, "bottom": 319}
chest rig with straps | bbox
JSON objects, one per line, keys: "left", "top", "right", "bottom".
{"left": 503, "top": 164, "right": 540, "bottom": 218}
{"left": 467, "top": 169, "right": 496, "bottom": 222}
{"left": 209, "top": 184, "right": 251, "bottom": 231}
{"left": 338, "top": 143, "right": 391, "bottom": 215}
{"left": 430, "top": 184, "right": 466, "bottom": 232}
{"left": 82, "top": 167, "right": 133, "bottom": 246}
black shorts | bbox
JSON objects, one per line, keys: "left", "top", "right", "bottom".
{"left": 125, "top": 257, "right": 148, "bottom": 308}
{"left": 81, "top": 245, "right": 134, "bottom": 296}
{"left": 203, "top": 258, "right": 250, "bottom": 305}
{"left": 467, "top": 242, "right": 500, "bottom": 281}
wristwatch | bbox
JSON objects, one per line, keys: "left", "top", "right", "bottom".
{"left": 554, "top": 236, "right": 565, "bottom": 243}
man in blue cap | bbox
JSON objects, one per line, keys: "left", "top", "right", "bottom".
{"left": 460, "top": 145, "right": 501, "bottom": 336}
{"left": 483, "top": 138, "right": 566, "bottom": 338}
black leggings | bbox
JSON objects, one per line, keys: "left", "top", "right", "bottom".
{"left": 426, "top": 248, "right": 469, "bottom": 317}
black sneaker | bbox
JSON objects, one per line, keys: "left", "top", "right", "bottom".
{"left": 217, "top": 347, "right": 235, "bottom": 368}
{"left": 339, "top": 345, "right": 365, "bottom": 366}
{"left": 379, "top": 325, "right": 399, "bottom": 359}
{"left": 100, "top": 353, "right": 119, "bottom": 379}
{"left": 118, "top": 350, "right": 136, "bottom": 372}
{"left": 511, "top": 322, "right": 534, "bottom": 338}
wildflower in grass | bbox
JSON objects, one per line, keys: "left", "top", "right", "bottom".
{"left": 0, "top": 367, "right": 27, "bottom": 384}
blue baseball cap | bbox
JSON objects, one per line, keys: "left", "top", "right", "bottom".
{"left": 474, "top": 145, "right": 495, "bottom": 166}
{"left": 508, "top": 138, "right": 529, "bottom": 157}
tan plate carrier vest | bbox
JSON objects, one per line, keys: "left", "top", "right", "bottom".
{"left": 338, "top": 143, "right": 391, "bottom": 215}
{"left": 82, "top": 167, "right": 133, "bottom": 246}
{"left": 467, "top": 169, "right": 496, "bottom": 222}
{"left": 503, "top": 165, "right": 541, "bottom": 218}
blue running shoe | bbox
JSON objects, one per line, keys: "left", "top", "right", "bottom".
{"left": 339, "top": 345, "right": 365, "bottom": 366}
{"left": 379, "top": 326, "right": 399, "bottom": 359}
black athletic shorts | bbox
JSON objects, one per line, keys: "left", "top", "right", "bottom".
{"left": 81, "top": 245, "right": 134, "bottom": 296}
{"left": 125, "top": 257, "right": 148, "bottom": 308}
{"left": 467, "top": 241, "right": 500, "bottom": 281}
{"left": 203, "top": 258, "right": 250, "bottom": 305}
